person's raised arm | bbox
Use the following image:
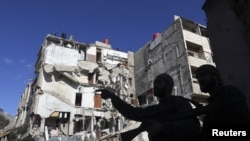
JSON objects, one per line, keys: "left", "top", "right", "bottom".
{"left": 97, "top": 89, "right": 156, "bottom": 121}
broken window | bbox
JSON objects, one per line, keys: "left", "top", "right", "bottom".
{"left": 128, "top": 78, "right": 132, "bottom": 86}
{"left": 58, "top": 112, "right": 70, "bottom": 127}
{"left": 30, "top": 113, "right": 41, "bottom": 128}
{"left": 191, "top": 66, "right": 198, "bottom": 83}
{"left": 75, "top": 93, "right": 82, "bottom": 106}
{"left": 96, "top": 48, "right": 102, "bottom": 62}
{"left": 45, "top": 117, "right": 60, "bottom": 137}
{"left": 73, "top": 118, "right": 83, "bottom": 133}
{"left": 186, "top": 41, "right": 205, "bottom": 60}
{"left": 88, "top": 73, "right": 94, "bottom": 84}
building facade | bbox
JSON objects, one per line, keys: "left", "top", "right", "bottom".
{"left": 134, "top": 15, "right": 215, "bottom": 106}
{"left": 2, "top": 15, "right": 216, "bottom": 141}
{"left": 14, "top": 34, "right": 136, "bottom": 141}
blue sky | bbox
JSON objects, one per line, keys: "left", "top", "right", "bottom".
{"left": 0, "top": 0, "right": 206, "bottom": 116}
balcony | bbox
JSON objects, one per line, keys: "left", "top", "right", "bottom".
{"left": 192, "top": 82, "right": 209, "bottom": 98}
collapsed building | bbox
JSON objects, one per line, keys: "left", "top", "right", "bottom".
{"left": 14, "top": 34, "right": 137, "bottom": 141}
{"left": 1, "top": 15, "right": 216, "bottom": 141}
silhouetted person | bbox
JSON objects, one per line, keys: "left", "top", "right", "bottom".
{"left": 194, "top": 64, "right": 250, "bottom": 140}
{"left": 155, "top": 64, "right": 250, "bottom": 140}
{"left": 98, "top": 73, "right": 201, "bottom": 141}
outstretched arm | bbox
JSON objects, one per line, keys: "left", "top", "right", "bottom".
{"left": 97, "top": 89, "right": 157, "bottom": 121}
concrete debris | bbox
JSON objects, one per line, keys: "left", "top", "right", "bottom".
{"left": 6, "top": 34, "right": 136, "bottom": 141}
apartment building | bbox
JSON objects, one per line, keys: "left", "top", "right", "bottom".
{"left": 134, "top": 15, "right": 215, "bottom": 106}
{"left": 14, "top": 34, "right": 136, "bottom": 141}
{"left": 4, "top": 15, "right": 215, "bottom": 141}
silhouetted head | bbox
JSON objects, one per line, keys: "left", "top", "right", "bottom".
{"left": 196, "top": 64, "right": 220, "bottom": 77}
{"left": 153, "top": 73, "right": 174, "bottom": 99}
{"left": 195, "top": 64, "right": 222, "bottom": 95}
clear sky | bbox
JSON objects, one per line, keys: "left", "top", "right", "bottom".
{"left": 0, "top": 0, "right": 206, "bottom": 116}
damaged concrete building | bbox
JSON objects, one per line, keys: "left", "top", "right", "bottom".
{"left": 14, "top": 34, "right": 136, "bottom": 141}
{"left": 2, "top": 15, "right": 216, "bottom": 141}
{"left": 134, "top": 15, "right": 215, "bottom": 106}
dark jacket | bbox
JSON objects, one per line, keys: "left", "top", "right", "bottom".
{"left": 110, "top": 95, "right": 201, "bottom": 141}
{"left": 201, "top": 85, "right": 250, "bottom": 140}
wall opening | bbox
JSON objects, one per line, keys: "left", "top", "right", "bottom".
{"left": 75, "top": 93, "right": 82, "bottom": 106}
{"left": 186, "top": 41, "right": 205, "bottom": 60}
{"left": 96, "top": 48, "right": 102, "bottom": 62}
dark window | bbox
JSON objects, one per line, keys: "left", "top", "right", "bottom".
{"left": 96, "top": 49, "right": 102, "bottom": 62}
{"left": 129, "top": 78, "right": 132, "bottom": 85}
{"left": 75, "top": 93, "right": 82, "bottom": 106}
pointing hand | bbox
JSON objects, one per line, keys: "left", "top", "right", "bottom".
{"left": 95, "top": 89, "right": 115, "bottom": 99}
